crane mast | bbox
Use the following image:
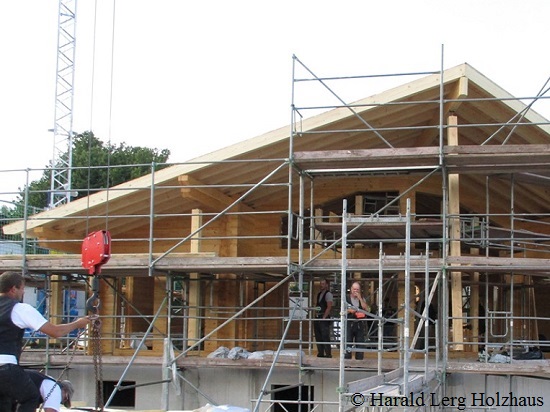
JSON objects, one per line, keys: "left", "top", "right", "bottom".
{"left": 49, "top": 0, "right": 77, "bottom": 208}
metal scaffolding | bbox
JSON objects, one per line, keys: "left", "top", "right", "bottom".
{"left": 1, "top": 50, "right": 550, "bottom": 410}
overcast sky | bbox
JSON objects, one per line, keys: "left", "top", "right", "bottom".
{"left": 1, "top": 0, "right": 549, "bottom": 203}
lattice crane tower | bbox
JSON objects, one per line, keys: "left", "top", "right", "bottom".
{"left": 49, "top": 0, "right": 77, "bottom": 208}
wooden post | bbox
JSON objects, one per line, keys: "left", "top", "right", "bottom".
{"left": 448, "top": 114, "right": 464, "bottom": 350}
{"left": 314, "top": 208, "right": 323, "bottom": 251}
{"left": 49, "top": 275, "right": 63, "bottom": 346}
{"left": 188, "top": 208, "right": 202, "bottom": 351}
{"left": 355, "top": 195, "right": 364, "bottom": 216}
{"left": 397, "top": 271, "right": 415, "bottom": 345}
{"left": 99, "top": 277, "right": 115, "bottom": 354}
{"left": 527, "top": 275, "right": 539, "bottom": 342}
{"left": 50, "top": 275, "right": 63, "bottom": 324}
{"left": 152, "top": 275, "right": 168, "bottom": 352}
{"left": 205, "top": 210, "right": 239, "bottom": 352}
{"left": 470, "top": 248, "right": 480, "bottom": 353}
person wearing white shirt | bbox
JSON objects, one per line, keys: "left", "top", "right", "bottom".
{"left": 25, "top": 370, "right": 74, "bottom": 412}
{"left": 0, "top": 271, "right": 90, "bottom": 412}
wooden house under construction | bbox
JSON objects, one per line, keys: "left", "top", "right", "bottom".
{"left": 3, "top": 59, "right": 550, "bottom": 411}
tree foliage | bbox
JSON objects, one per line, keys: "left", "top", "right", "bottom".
{"left": 11, "top": 131, "right": 171, "bottom": 212}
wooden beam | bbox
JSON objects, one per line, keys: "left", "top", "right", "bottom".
{"left": 292, "top": 145, "right": 550, "bottom": 174}
{"left": 188, "top": 208, "right": 202, "bottom": 348}
{"left": 179, "top": 175, "right": 255, "bottom": 213}
{"left": 152, "top": 276, "right": 167, "bottom": 353}
{"left": 414, "top": 111, "right": 441, "bottom": 147}
{"left": 447, "top": 76, "right": 468, "bottom": 112}
{"left": 470, "top": 248, "right": 480, "bottom": 353}
{"left": 314, "top": 208, "right": 323, "bottom": 251}
{"left": 414, "top": 77, "right": 469, "bottom": 147}
{"left": 99, "top": 275, "right": 116, "bottom": 354}
{"left": 448, "top": 114, "right": 464, "bottom": 350}
{"left": 48, "top": 275, "right": 63, "bottom": 345}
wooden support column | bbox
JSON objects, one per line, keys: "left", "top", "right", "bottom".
{"left": 448, "top": 114, "right": 464, "bottom": 350}
{"left": 204, "top": 209, "right": 240, "bottom": 352}
{"left": 99, "top": 276, "right": 115, "bottom": 354}
{"left": 49, "top": 275, "right": 63, "bottom": 345}
{"left": 50, "top": 275, "right": 63, "bottom": 323}
{"left": 354, "top": 195, "right": 364, "bottom": 279}
{"left": 355, "top": 195, "right": 364, "bottom": 216}
{"left": 225, "top": 208, "right": 244, "bottom": 346}
{"left": 470, "top": 248, "right": 480, "bottom": 353}
{"left": 527, "top": 275, "right": 539, "bottom": 342}
{"left": 314, "top": 208, "right": 323, "bottom": 251}
{"left": 152, "top": 276, "right": 168, "bottom": 353}
{"left": 188, "top": 208, "right": 202, "bottom": 350}
{"left": 397, "top": 271, "right": 415, "bottom": 344}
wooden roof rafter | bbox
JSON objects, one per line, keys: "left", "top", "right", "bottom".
{"left": 456, "top": 175, "right": 546, "bottom": 230}
{"left": 488, "top": 175, "right": 550, "bottom": 215}
{"left": 499, "top": 171, "right": 550, "bottom": 187}
{"left": 412, "top": 110, "right": 443, "bottom": 147}
{"left": 190, "top": 158, "right": 277, "bottom": 187}
{"left": 194, "top": 160, "right": 290, "bottom": 202}
{"left": 458, "top": 94, "right": 549, "bottom": 145}
{"left": 296, "top": 85, "right": 449, "bottom": 151}
{"left": 179, "top": 175, "right": 256, "bottom": 213}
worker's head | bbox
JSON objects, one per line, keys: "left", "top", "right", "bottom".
{"left": 0, "top": 271, "right": 25, "bottom": 301}
{"left": 350, "top": 282, "right": 361, "bottom": 294}
{"left": 59, "top": 380, "right": 74, "bottom": 408}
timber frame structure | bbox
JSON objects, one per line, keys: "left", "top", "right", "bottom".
{"left": 2, "top": 55, "right": 550, "bottom": 411}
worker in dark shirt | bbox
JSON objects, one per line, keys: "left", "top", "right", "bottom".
{"left": 314, "top": 279, "right": 333, "bottom": 358}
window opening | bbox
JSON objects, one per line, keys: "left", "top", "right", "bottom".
{"left": 272, "top": 384, "right": 314, "bottom": 412}
{"left": 102, "top": 380, "right": 135, "bottom": 407}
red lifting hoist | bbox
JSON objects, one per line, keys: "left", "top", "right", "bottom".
{"left": 82, "top": 230, "right": 112, "bottom": 317}
{"left": 81, "top": 230, "right": 111, "bottom": 411}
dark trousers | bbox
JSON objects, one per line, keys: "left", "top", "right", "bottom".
{"left": 0, "top": 364, "right": 40, "bottom": 412}
{"left": 0, "top": 398, "right": 14, "bottom": 412}
{"left": 314, "top": 317, "right": 332, "bottom": 357}
{"left": 345, "top": 320, "right": 365, "bottom": 360}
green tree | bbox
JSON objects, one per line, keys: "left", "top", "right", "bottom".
{"left": 13, "top": 131, "right": 171, "bottom": 211}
